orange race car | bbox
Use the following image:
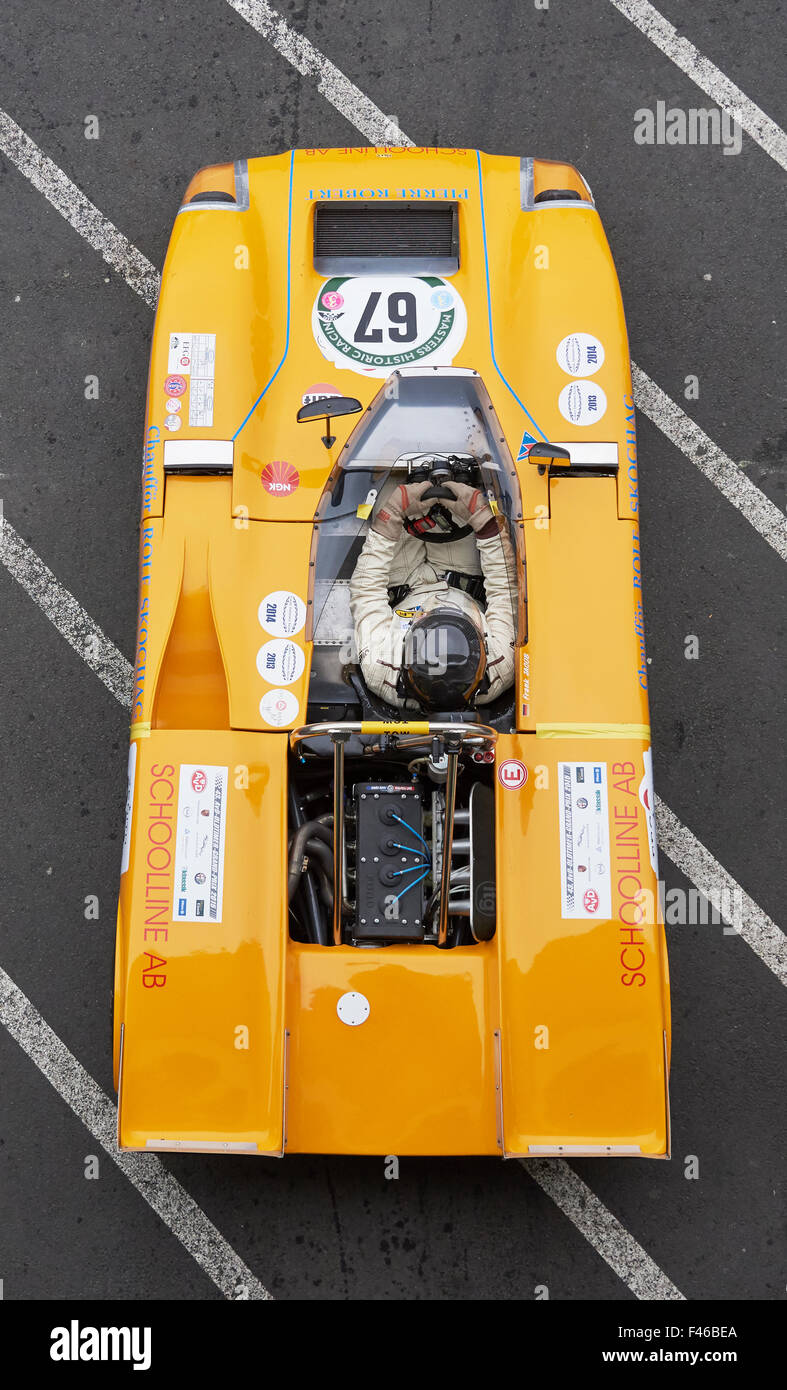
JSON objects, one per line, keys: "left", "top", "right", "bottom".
{"left": 113, "top": 147, "right": 670, "bottom": 1158}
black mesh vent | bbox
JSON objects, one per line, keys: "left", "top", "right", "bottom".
{"left": 314, "top": 202, "right": 459, "bottom": 274}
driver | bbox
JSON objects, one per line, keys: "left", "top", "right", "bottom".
{"left": 349, "top": 479, "right": 516, "bottom": 710}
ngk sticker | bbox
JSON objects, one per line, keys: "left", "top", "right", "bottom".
{"left": 498, "top": 759, "right": 528, "bottom": 789}
{"left": 261, "top": 460, "right": 300, "bottom": 496}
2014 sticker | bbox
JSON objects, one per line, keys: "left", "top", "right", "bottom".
{"left": 556, "top": 332, "right": 605, "bottom": 377}
{"left": 256, "top": 638, "right": 305, "bottom": 686}
{"left": 258, "top": 590, "right": 307, "bottom": 638}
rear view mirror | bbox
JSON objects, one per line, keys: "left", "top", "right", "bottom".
{"left": 526, "top": 442, "right": 571, "bottom": 476}
{"left": 296, "top": 395, "right": 362, "bottom": 448}
{"left": 527, "top": 443, "right": 571, "bottom": 466}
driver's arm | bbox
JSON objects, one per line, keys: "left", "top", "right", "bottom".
{"left": 476, "top": 526, "right": 517, "bottom": 695}
{"left": 443, "top": 484, "right": 517, "bottom": 696}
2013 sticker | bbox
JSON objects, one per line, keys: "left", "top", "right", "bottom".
{"left": 558, "top": 380, "right": 608, "bottom": 426}
{"left": 256, "top": 638, "right": 305, "bottom": 686}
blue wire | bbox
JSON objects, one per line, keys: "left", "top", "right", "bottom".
{"left": 391, "top": 840, "right": 429, "bottom": 861}
{"left": 389, "top": 863, "right": 428, "bottom": 878}
{"left": 390, "top": 813, "right": 432, "bottom": 856}
{"left": 395, "top": 868, "right": 431, "bottom": 903}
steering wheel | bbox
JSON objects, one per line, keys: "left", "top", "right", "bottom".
{"left": 403, "top": 483, "right": 473, "bottom": 544}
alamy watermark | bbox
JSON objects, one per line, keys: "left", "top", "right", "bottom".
{"left": 634, "top": 101, "right": 742, "bottom": 155}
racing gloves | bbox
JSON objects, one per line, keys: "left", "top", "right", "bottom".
{"left": 371, "top": 481, "right": 435, "bottom": 539}
{"left": 440, "top": 482, "right": 499, "bottom": 539}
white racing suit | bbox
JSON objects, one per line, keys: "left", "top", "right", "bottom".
{"left": 349, "top": 499, "right": 517, "bottom": 710}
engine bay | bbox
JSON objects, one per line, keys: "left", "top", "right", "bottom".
{"left": 287, "top": 726, "right": 497, "bottom": 949}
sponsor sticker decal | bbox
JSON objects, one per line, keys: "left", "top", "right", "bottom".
{"left": 558, "top": 380, "right": 608, "bottom": 426}
{"left": 256, "top": 638, "right": 306, "bottom": 686}
{"left": 556, "top": 332, "right": 605, "bottom": 377}
{"left": 312, "top": 274, "right": 467, "bottom": 378}
{"left": 167, "top": 333, "right": 192, "bottom": 374}
{"left": 638, "top": 747, "right": 659, "bottom": 874}
{"left": 257, "top": 590, "right": 307, "bottom": 638}
{"left": 302, "top": 382, "right": 342, "bottom": 406}
{"left": 163, "top": 414, "right": 182, "bottom": 431}
{"left": 165, "top": 397, "right": 182, "bottom": 414}
{"left": 164, "top": 374, "right": 187, "bottom": 397}
{"left": 259, "top": 688, "right": 300, "bottom": 727}
{"left": 558, "top": 761, "right": 612, "bottom": 919}
{"left": 172, "top": 764, "right": 228, "bottom": 923}
{"left": 497, "top": 758, "right": 528, "bottom": 789}
{"left": 261, "top": 460, "right": 300, "bottom": 496}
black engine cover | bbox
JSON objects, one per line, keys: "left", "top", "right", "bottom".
{"left": 353, "top": 783, "right": 427, "bottom": 942}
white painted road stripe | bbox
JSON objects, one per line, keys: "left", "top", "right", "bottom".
{"left": 0, "top": 517, "right": 134, "bottom": 708}
{"left": 655, "top": 796, "right": 786, "bottom": 985}
{"left": 633, "top": 366, "right": 787, "bottom": 562}
{"left": 0, "top": 964, "right": 272, "bottom": 1300}
{"left": 0, "top": 109, "right": 160, "bottom": 308}
{"left": 225, "top": 0, "right": 413, "bottom": 145}
{"left": 608, "top": 0, "right": 787, "bottom": 174}
{"left": 2, "top": 103, "right": 783, "bottom": 560}
{"left": 522, "top": 1159, "right": 685, "bottom": 1299}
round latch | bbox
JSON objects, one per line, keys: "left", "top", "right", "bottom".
{"left": 337, "top": 991, "right": 371, "bottom": 1027}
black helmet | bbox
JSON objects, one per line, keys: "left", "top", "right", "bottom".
{"left": 399, "top": 607, "right": 487, "bottom": 710}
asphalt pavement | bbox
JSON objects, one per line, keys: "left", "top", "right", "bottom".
{"left": 0, "top": 0, "right": 784, "bottom": 1301}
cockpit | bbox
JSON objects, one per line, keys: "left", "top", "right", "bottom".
{"left": 306, "top": 367, "right": 525, "bottom": 730}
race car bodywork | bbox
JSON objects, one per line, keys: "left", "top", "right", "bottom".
{"left": 114, "top": 147, "right": 671, "bottom": 1158}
